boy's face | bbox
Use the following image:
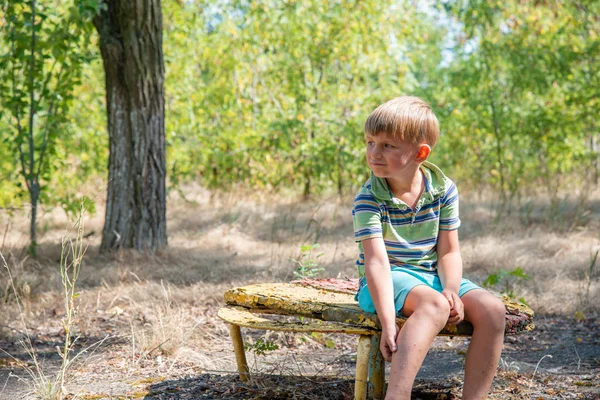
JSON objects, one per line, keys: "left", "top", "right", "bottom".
{"left": 365, "top": 133, "right": 422, "bottom": 179}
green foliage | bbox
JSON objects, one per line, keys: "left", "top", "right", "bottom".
{"left": 290, "top": 243, "right": 324, "bottom": 280}
{"left": 0, "top": 0, "right": 100, "bottom": 250}
{"left": 244, "top": 337, "right": 279, "bottom": 356}
{"left": 433, "top": 0, "right": 600, "bottom": 199}
{"left": 1, "top": 0, "right": 599, "bottom": 213}
{"left": 483, "top": 266, "right": 530, "bottom": 303}
{"left": 160, "top": 0, "right": 600, "bottom": 198}
{"left": 161, "top": 0, "right": 441, "bottom": 195}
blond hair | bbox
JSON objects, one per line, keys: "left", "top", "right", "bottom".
{"left": 364, "top": 96, "right": 440, "bottom": 147}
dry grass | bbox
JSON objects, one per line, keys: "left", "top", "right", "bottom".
{"left": 0, "top": 184, "right": 598, "bottom": 398}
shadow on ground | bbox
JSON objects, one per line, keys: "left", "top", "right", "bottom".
{"left": 0, "top": 314, "right": 598, "bottom": 399}
{"left": 139, "top": 314, "right": 600, "bottom": 400}
{"left": 142, "top": 373, "right": 460, "bottom": 400}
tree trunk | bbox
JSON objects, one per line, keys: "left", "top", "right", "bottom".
{"left": 29, "top": 183, "right": 39, "bottom": 256}
{"left": 94, "top": 0, "right": 167, "bottom": 252}
{"left": 28, "top": 0, "right": 39, "bottom": 256}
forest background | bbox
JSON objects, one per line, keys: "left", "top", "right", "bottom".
{"left": 0, "top": 0, "right": 599, "bottom": 399}
{"left": 1, "top": 0, "right": 599, "bottom": 212}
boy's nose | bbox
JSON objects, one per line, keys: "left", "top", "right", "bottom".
{"left": 371, "top": 148, "right": 383, "bottom": 158}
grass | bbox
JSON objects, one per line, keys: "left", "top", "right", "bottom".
{"left": 0, "top": 205, "right": 111, "bottom": 399}
{"left": 0, "top": 186, "right": 598, "bottom": 398}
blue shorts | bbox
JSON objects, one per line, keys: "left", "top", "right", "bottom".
{"left": 355, "top": 266, "right": 482, "bottom": 317}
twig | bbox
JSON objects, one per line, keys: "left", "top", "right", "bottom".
{"left": 532, "top": 354, "right": 553, "bottom": 381}
{"left": 573, "top": 344, "right": 581, "bottom": 371}
{"left": 145, "top": 338, "right": 172, "bottom": 358}
{"left": 0, "top": 370, "right": 11, "bottom": 396}
{"left": 587, "top": 249, "right": 599, "bottom": 297}
{"left": 1, "top": 221, "right": 10, "bottom": 253}
{"left": 166, "top": 350, "right": 182, "bottom": 375}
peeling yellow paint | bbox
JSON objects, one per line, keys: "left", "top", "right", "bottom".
{"left": 502, "top": 294, "right": 535, "bottom": 318}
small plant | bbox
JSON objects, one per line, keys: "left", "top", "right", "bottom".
{"left": 290, "top": 244, "right": 324, "bottom": 280}
{"left": 573, "top": 311, "right": 586, "bottom": 322}
{"left": 244, "top": 337, "right": 279, "bottom": 356}
{"left": 309, "top": 332, "right": 336, "bottom": 349}
{"left": 1, "top": 204, "right": 107, "bottom": 400}
{"left": 532, "top": 354, "right": 553, "bottom": 381}
{"left": 483, "top": 266, "right": 530, "bottom": 303}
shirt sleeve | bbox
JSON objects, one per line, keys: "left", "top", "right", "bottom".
{"left": 439, "top": 180, "right": 461, "bottom": 231}
{"left": 352, "top": 191, "right": 383, "bottom": 242}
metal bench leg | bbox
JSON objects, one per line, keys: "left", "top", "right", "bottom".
{"left": 369, "top": 333, "right": 385, "bottom": 399}
{"left": 355, "top": 335, "right": 371, "bottom": 400}
{"left": 229, "top": 324, "right": 249, "bottom": 382}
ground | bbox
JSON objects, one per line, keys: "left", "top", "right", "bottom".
{"left": 0, "top": 185, "right": 599, "bottom": 399}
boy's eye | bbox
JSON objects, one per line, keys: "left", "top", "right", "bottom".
{"left": 384, "top": 143, "right": 395, "bottom": 148}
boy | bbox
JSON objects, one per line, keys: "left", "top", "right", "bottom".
{"left": 353, "top": 96, "right": 505, "bottom": 400}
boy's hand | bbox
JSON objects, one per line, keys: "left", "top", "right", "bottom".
{"left": 380, "top": 324, "right": 399, "bottom": 362}
{"left": 442, "top": 289, "right": 464, "bottom": 325}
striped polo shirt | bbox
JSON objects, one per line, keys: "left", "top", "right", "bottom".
{"left": 352, "top": 161, "right": 460, "bottom": 283}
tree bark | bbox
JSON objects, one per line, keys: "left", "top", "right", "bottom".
{"left": 28, "top": 0, "right": 39, "bottom": 256}
{"left": 94, "top": 0, "right": 167, "bottom": 252}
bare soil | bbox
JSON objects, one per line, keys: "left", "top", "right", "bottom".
{"left": 0, "top": 187, "right": 599, "bottom": 399}
{"left": 0, "top": 312, "right": 598, "bottom": 399}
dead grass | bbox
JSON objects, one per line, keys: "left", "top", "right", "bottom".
{"left": 0, "top": 185, "right": 599, "bottom": 398}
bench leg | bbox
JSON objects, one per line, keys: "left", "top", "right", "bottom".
{"left": 369, "top": 334, "right": 385, "bottom": 399}
{"left": 228, "top": 324, "right": 250, "bottom": 382}
{"left": 355, "top": 335, "right": 371, "bottom": 400}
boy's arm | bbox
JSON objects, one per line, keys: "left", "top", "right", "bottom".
{"left": 362, "top": 237, "right": 398, "bottom": 360}
{"left": 437, "top": 229, "right": 464, "bottom": 324}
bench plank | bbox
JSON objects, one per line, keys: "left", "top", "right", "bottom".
{"left": 218, "top": 305, "right": 378, "bottom": 335}
{"left": 224, "top": 282, "right": 534, "bottom": 336}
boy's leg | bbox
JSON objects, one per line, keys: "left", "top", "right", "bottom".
{"left": 461, "top": 290, "right": 506, "bottom": 400}
{"left": 386, "top": 285, "right": 450, "bottom": 400}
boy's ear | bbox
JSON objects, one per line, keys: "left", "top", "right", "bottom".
{"left": 416, "top": 144, "right": 431, "bottom": 162}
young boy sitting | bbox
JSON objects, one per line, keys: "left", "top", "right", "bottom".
{"left": 353, "top": 96, "right": 506, "bottom": 400}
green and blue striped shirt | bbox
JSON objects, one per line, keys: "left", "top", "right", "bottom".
{"left": 352, "top": 161, "right": 460, "bottom": 282}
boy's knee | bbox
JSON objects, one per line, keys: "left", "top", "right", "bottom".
{"left": 421, "top": 294, "right": 451, "bottom": 322}
{"left": 489, "top": 297, "right": 507, "bottom": 331}
{"left": 480, "top": 296, "right": 506, "bottom": 333}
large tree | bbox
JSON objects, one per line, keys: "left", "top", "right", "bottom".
{"left": 93, "top": 0, "right": 167, "bottom": 252}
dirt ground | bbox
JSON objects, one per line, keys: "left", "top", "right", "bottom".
{"left": 0, "top": 308, "right": 598, "bottom": 399}
{"left": 0, "top": 186, "right": 599, "bottom": 399}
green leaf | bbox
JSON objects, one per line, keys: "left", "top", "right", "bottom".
{"left": 518, "top": 297, "right": 529, "bottom": 306}
{"left": 483, "top": 273, "right": 499, "bottom": 288}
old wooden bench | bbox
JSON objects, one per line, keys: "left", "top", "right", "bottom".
{"left": 218, "top": 278, "right": 534, "bottom": 400}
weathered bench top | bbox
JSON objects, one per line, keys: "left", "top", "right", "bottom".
{"left": 218, "top": 305, "right": 378, "bottom": 335}
{"left": 224, "top": 279, "right": 534, "bottom": 336}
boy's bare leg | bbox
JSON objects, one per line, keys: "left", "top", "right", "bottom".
{"left": 385, "top": 286, "right": 450, "bottom": 400}
{"left": 461, "top": 290, "right": 506, "bottom": 400}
